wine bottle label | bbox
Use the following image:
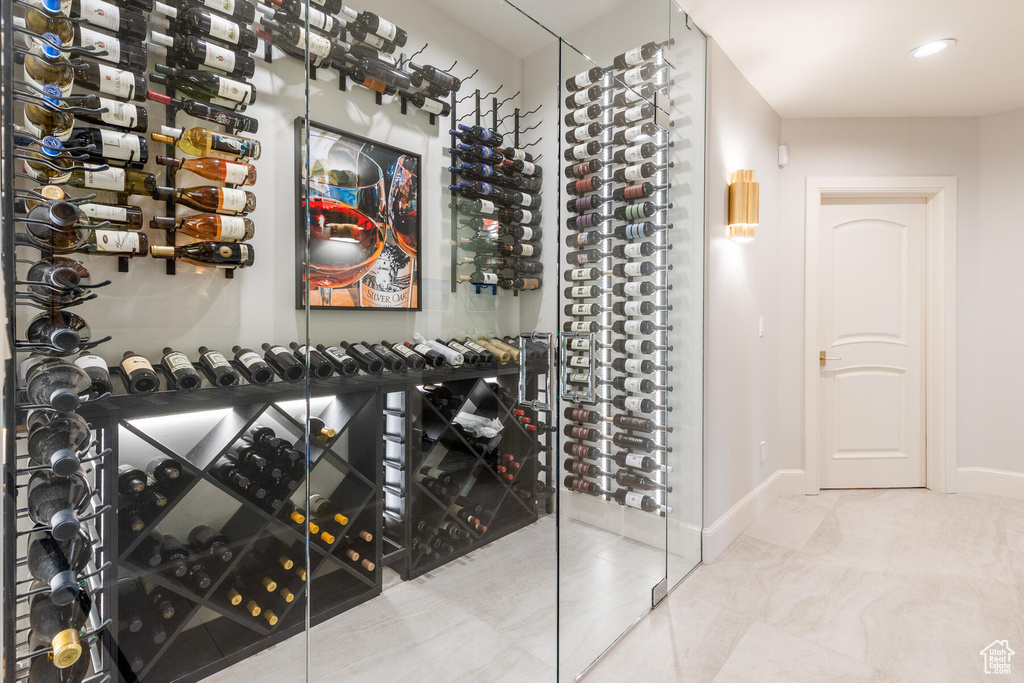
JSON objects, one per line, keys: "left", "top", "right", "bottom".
{"left": 623, "top": 165, "right": 647, "bottom": 182}
{"left": 79, "top": 202, "right": 127, "bottom": 222}
{"left": 617, "top": 416, "right": 651, "bottom": 431}
{"left": 571, "top": 304, "right": 592, "bottom": 316}
{"left": 623, "top": 125, "right": 646, "bottom": 143}
{"left": 569, "top": 426, "right": 592, "bottom": 439}
{"left": 476, "top": 272, "right": 498, "bottom": 284}
{"left": 79, "top": 27, "right": 121, "bottom": 64}
{"left": 572, "top": 89, "right": 593, "bottom": 107}
{"left": 222, "top": 161, "right": 250, "bottom": 185}
{"left": 80, "top": 165, "right": 126, "bottom": 191}
{"left": 413, "top": 343, "right": 434, "bottom": 357}
{"left": 567, "top": 477, "right": 591, "bottom": 493}
{"left": 518, "top": 160, "right": 537, "bottom": 175}
{"left": 99, "top": 129, "right": 141, "bottom": 162}
{"left": 475, "top": 182, "right": 494, "bottom": 195}
{"left": 518, "top": 244, "right": 536, "bottom": 257}
{"left": 570, "top": 269, "right": 593, "bottom": 281}
{"left": 571, "top": 125, "right": 597, "bottom": 142}
{"left": 202, "top": 42, "right": 236, "bottom": 72}
{"left": 623, "top": 46, "right": 644, "bottom": 66}
{"left": 623, "top": 359, "right": 645, "bottom": 373}
{"left": 507, "top": 148, "right": 527, "bottom": 161}
{"left": 358, "top": 31, "right": 386, "bottom": 49}
{"left": 75, "top": 354, "right": 107, "bottom": 370}
{"left": 624, "top": 204, "right": 647, "bottom": 221}
{"left": 219, "top": 188, "right": 248, "bottom": 212}
{"left": 568, "top": 321, "right": 592, "bottom": 333}
{"left": 208, "top": 14, "right": 240, "bottom": 44}
{"left": 623, "top": 145, "right": 646, "bottom": 163}
{"left": 295, "top": 31, "right": 332, "bottom": 60}
{"left": 568, "top": 372, "right": 589, "bottom": 383}
{"left": 622, "top": 397, "right": 644, "bottom": 413}
{"left": 97, "top": 98, "right": 136, "bottom": 127}
{"left": 476, "top": 199, "right": 495, "bottom": 214}
{"left": 237, "top": 351, "right": 262, "bottom": 367}
{"left": 216, "top": 77, "right": 252, "bottom": 103}
{"left": 570, "top": 144, "right": 591, "bottom": 160}
{"left": 621, "top": 301, "right": 643, "bottom": 317}
{"left": 391, "top": 344, "right": 416, "bottom": 359}
{"left": 371, "top": 17, "right": 398, "bottom": 41}
{"left": 164, "top": 352, "right": 192, "bottom": 373}
{"left": 622, "top": 184, "right": 646, "bottom": 201}
{"left": 622, "top": 377, "right": 645, "bottom": 392}
{"left": 568, "top": 355, "right": 590, "bottom": 367}
{"left": 518, "top": 226, "right": 535, "bottom": 240}
{"left": 200, "top": 0, "right": 235, "bottom": 14}
{"left": 623, "top": 104, "right": 645, "bottom": 123}
{"left": 519, "top": 209, "right": 535, "bottom": 223}
{"left": 569, "top": 444, "right": 591, "bottom": 458}
{"left": 122, "top": 355, "right": 154, "bottom": 373}
{"left": 80, "top": 0, "right": 120, "bottom": 31}
{"left": 623, "top": 491, "right": 646, "bottom": 509}
{"left": 419, "top": 97, "right": 445, "bottom": 115}
{"left": 622, "top": 282, "right": 645, "bottom": 297}
{"left": 97, "top": 64, "right": 135, "bottom": 99}
{"left": 202, "top": 350, "right": 231, "bottom": 368}
{"left": 570, "top": 162, "right": 592, "bottom": 177}
{"left": 569, "top": 461, "right": 591, "bottom": 475}
{"left": 568, "top": 338, "right": 591, "bottom": 350}
{"left": 623, "top": 262, "right": 646, "bottom": 278}
{"left": 623, "top": 66, "right": 645, "bottom": 87}
{"left": 573, "top": 71, "right": 595, "bottom": 88}
{"left": 569, "top": 408, "right": 592, "bottom": 421}
{"left": 93, "top": 229, "right": 140, "bottom": 252}
{"left": 218, "top": 216, "right": 247, "bottom": 239}
{"left": 620, "top": 88, "right": 643, "bottom": 106}
{"left": 269, "top": 346, "right": 289, "bottom": 356}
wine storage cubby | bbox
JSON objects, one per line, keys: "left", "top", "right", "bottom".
{"left": 560, "top": 41, "right": 676, "bottom": 517}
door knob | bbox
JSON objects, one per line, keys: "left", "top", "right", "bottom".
{"left": 819, "top": 351, "right": 842, "bottom": 367}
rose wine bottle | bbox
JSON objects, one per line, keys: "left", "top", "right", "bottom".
{"left": 155, "top": 155, "right": 256, "bottom": 185}
{"left": 151, "top": 214, "right": 254, "bottom": 241}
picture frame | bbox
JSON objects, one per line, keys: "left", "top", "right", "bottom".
{"left": 295, "top": 118, "right": 422, "bottom": 310}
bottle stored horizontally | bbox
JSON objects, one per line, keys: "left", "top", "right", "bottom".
{"left": 315, "top": 344, "right": 360, "bottom": 376}
{"left": 227, "top": 346, "right": 271, "bottom": 384}
{"left": 149, "top": 30, "right": 256, "bottom": 79}
{"left": 120, "top": 351, "right": 159, "bottom": 393}
{"left": 150, "top": 242, "right": 255, "bottom": 269}
{"left": 155, "top": 155, "right": 257, "bottom": 185}
{"left": 161, "top": 347, "right": 202, "bottom": 391}
{"left": 154, "top": 124, "right": 261, "bottom": 160}
{"left": 195, "top": 346, "right": 239, "bottom": 387}
{"left": 261, "top": 343, "right": 305, "bottom": 381}
{"left": 153, "top": 185, "right": 256, "bottom": 214}
{"left": 150, "top": 64, "right": 256, "bottom": 109}
{"left": 339, "top": 341, "right": 385, "bottom": 374}
{"left": 146, "top": 90, "right": 258, "bottom": 133}
{"left": 289, "top": 342, "right": 334, "bottom": 379}
{"left": 151, "top": 214, "right": 255, "bottom": 241}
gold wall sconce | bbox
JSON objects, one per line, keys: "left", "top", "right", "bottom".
{"left": 728, "top": 170, "right": 759, "bottom": 242}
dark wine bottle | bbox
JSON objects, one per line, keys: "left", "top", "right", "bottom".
{"left": 150, "top": 31, "right": 256, "bottom": 79}
{"left": 73, "top": 354, "right": 112, "bottom": 399}
{"left": 339, "top": 341, "right": 385, "bottom": 374}
{"left": 354, "top": 10, "right": 407, "bottom": 47}
{"left": 120, "top": 351, "right": 159, "bottom": 393}
{"left": 289, "top": 342, "right": 334, "bottom": 379}
{"left": 27, "top": 470, "right": 90, "bottom": 540}
{"left": 564, "top": 475, "right": 605, "bottom": 496}
{"left": 161, "top": 347, "right": 202, "bottom": 391}
{"left": 612, "top": 487, "right": 661, "bottom": 512}
{"left": 66, "top": 127, "right": 148, "bottom": 166}
{"left": 197, "top": 346, "right": 240, "bottom": 387}
{"left": 563, "top": 458, "right": 609, "bottom": 479}
{"left": 613, "top": 42, "right": 662, "bottom": 70}
{"left": 315, "top": 344, "right": 361, "bottom": 376}
{"left": 147, "top": 90, "right": 258, "bottom": 133}
{"left": 72, "top": 59, "right": 146, "bottom": 101}
{"left": 25, "top": 410, "right": 89, "bottom": 476}
{"left": 27, "top": 530, "right": 92, "bottom": 604}
{"left": 188, "top": 524, "right": 233, "bottom": 562}
{"left": 151, "top": 63, "right": 256, "bottom": 109}
{"left": 29, "top": 589, "right": 91, "bottom": 668}
{"left": 164, "top": 7, "right": 258, "bottom": 51}
{"left": 384, "top": 340, "right": 426, "bottom": 371}
{"left": 261, "top": 343, "right": 306, "bottom": 381}
{"left": 231, "top": 345, "right": 274, "bottom": 384}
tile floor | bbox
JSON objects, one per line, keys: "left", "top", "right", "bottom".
{"left": 585, "top": 488, "right": 1024, "bottom": 683}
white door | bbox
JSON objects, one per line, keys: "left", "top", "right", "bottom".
{"left": 818, "top": 197, "right": 926, "bottom": 488}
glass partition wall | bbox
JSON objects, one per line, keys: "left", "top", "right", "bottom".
{"left": 0, "top": 1, "right": 703, "bottom": 682}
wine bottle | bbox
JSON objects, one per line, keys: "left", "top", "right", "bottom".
{"left": 566, "top": 65, "right": 605, "bottom": 92}
{"left": 403, "top": 341, "right": 446, "bottom": 368}
{"left": 24, "top": 35, "right": 75, "bottom": 95}
{"left": 449, "top": 141, "right": 505, "bottom": 165}
{"left": 25, "top": 409, "right": 89, "bottom": 475}
{"left": 564, "top": 84, "right": 605, "bottom": 109}
{"left": 566, "top": 212, "right": 606, "bottom": 232}
{"left": 564, "top": 140, "right": 602, "bottom": 162}
{"left": 151, "top": 212, "right": 254, "bottom": 242}
{"left": 72, "top": 59, "right": 145, "bottom": 101}
{"left": 564, "top": 457, "right": 609, "bottom": 479}
{"left": 613, "top": 142, "right": 658, "bottom": 165}
{"left": 339, "top": 341, "right": 385, "bottom": 374}
{"left": 613, "top": 122, "right": 661, "bottom": 145}
{"left": 156, "top": 0, "right": 255, "bottom": 23}
{"left": 226, "top": 346, "right": 270, "bottom": 384}
{"left": 155, "top": 155, "right": 256, "bottom": 186}
{"left": 153, "top": 185, "right": 256, "bottom": 214}
{"left": 22, "top": 357, "right": 92, "bottom": 411}
{"left": 564, "top": 159, "right": 603, "bottom": 180}
{"left": 27, "top": 469, "right": 90, "bottom": 541}
{"left": 564, "top": 284, "right": 601, "bottom": 300}
{"left": 149, "top": 31, "right": 256, "bottom": 78}
{"left": 289, "top": 342, "right": 334, "bottom": 379}
{"left": 65, "top": 165, "right": 156, "bottom": 196}
{"left": 35, "top": 0, "right": 147, "bottom": 39}
{"left": 612, "top": 487, "right": 662, "bottom": 512}
{"left": 159, "top": 7, "right": 258, "bottom": 51}
{"left": 383, "top": 340, "right": 425, "bottom": 371}
{"left": 161, "top": 347, "right": 202, "bottom": 391}
{"left": 27, "top": 530, "right": 92, "bottom": 605}
{"left": 215, "top": 463, "right": 266, "bottom": 502}
{"left": 360, "top": 341, "right": 406, "bottom": 372}
{"left": 146, "top": 90, "right": 258, "bottom": 133}
{"left": 315, "top": 344, "right": 361, "bottom": 376}
{"left": 308, "top": 493, "right": 348, "bottom": 525}
{"left": 188, "top": 524, "right": 233, "bottom": 562}
{"left": 193, "top": 348, "right": 239, "bottom": 385}
{"left": 270, "top": 0, "right": 343, "bottom": 39}
{"left": 621, "top": 62, "right": 664, "bottom": 87}
{"left": 25, "top": 310, "right": 94, "bottom": 353}
{"left": 120, "top": 351, "right": 159, "bottom": 393}
{"left": 68, "top": 25, "right": 148, "bottom": 71}
{"left": 29, "top": 589, "right": 90, "bottom": 668}
{"left": 65, "top": 127, "right": 148, "bottom": 166}
{"left": 613, "top": 42, "right": 662, "bottom": 70}
{"left": 616, "top": 469, "right": 670, "bottom": 492}
{"left": 23, "top": 139, "right": 76, "bottom": 184}
{"left": 566, "top": 176, "right": 603, "bottom": 197}
{"left": 613, "top": 83, "right": 658, "bottom": 108}
{"left": 117, "top": 464, "right": 146, "bottom": 495}
{"left": 261, "top": 343, "right": 305, "bottom": 381}
{"left": 23, "top": 87, "right": 74, "bottom": 141}
{"left": 354, "top": 10, "right": 407, "bottom": 47}
{"left": 257, "top": 16, "right": 342, "bottom": 68}
{"left": 151, "top": 64, "right": 256, "bottom": 108}
{"left": 154, "top": 124, "right": 261, "bottom": 160}
{"left": 564, "top": 475, "right": 604, "bottom": 496}
{"left": 344, "top": 24, "right": 398, "bottom": 54}
{"left": 78, "top": 199, "right": 143, "bottom": 227}
{"left": 566, "top": 122, "right": 604, "bottom": 145}
{"left": 613, "top": 103, "right": 655, "bottom": 127}
{"left": 453, "top": 124, "right": 503, "bottom": 148}
{"left": 566, "top": 194, "right": 604, "bottom": 214}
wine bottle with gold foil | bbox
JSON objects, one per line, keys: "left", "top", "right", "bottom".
{"left": 156, "top": 155, "right": 256, "bottom": 185}
{"left": 150, "top": 242, "right": 254, "bottom": 269}
{"left": 153, "top": 125, "right": 261, "bottom": 161}
{"left": 153, "top": 185, "right": 256, "bottom": 214}
{"left": 151, "top": 214, "right": 254, "bottom": 241}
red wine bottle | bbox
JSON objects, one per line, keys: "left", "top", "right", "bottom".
{"left": 160, "top": 347, "right": 202, "bottom": 391}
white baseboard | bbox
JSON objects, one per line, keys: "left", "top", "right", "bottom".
{"left": 701, "top": 469, "right": 806, "bottom": 563}
{"left": 956, "top": 467, "right": 1024, "bottom": 500}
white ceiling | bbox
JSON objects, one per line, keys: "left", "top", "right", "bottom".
{"left": 682, "top": 0, "right": 1024, "bottom": 118}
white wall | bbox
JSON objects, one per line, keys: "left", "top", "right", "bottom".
{"left": 778, "top": 117, "right": 985, "bottom": 478}
{"left": 702, "top": 39, "right": 783, "bottom": 528}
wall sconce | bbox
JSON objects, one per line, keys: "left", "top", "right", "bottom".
{"left": 728, "top": 170, "right": 759, "bottom": 242}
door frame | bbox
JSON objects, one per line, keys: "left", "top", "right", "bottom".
{"left": 803, "top": 177, "right": 957, "bottom": 494}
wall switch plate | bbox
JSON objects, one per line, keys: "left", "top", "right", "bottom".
{"left": 759, "top": 440, "right": 766, "bottom": 464}
{"left": 759, "top": 317, "right": 765, "bottom": 337}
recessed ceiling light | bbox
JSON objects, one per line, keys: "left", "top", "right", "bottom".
{"left": 910, "top": 39, "right": 957, "bottom": 59}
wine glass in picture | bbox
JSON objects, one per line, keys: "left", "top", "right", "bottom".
{"left": 304, "top": 137, "right": 387, "bottom": 305}
{"left": 387, "top": 154, "right": 418, "bottom": 257}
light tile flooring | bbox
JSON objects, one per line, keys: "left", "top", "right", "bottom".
{"left": 586, "top": 488, "right": 1024, "bottom": 683}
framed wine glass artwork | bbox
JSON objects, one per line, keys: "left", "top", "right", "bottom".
{"left": 294, "top": 119, "right": 422, "bottom": 310}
